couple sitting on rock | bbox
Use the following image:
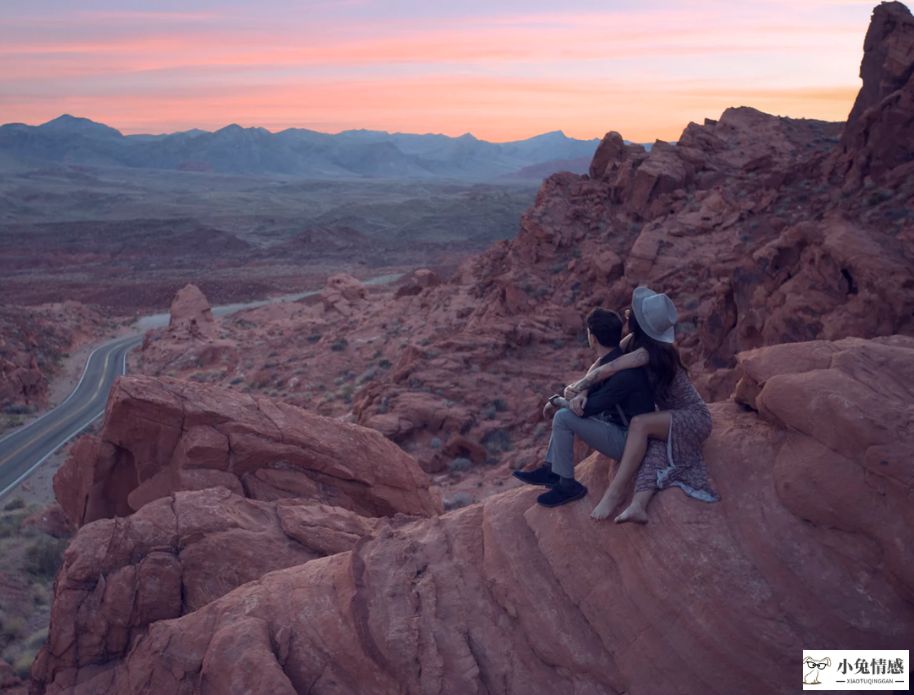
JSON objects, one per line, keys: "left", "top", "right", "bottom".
{"left": 513, "top": 287, "right": 718, "bottom": 523}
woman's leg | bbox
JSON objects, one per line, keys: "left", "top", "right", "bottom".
{"left": 614, "top": 489, "right": 654, "bottom": 524}
{"left": 590, "top": 411, "right": 671, "bottom": 521}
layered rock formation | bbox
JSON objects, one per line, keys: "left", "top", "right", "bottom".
{"left": 31, "top": 487, "right": 384, "bottom": 692}
{"left": 33, "top": 335, "right": 914, "bottom": 694}
{"left": 320, "top": 273, "right": 368, "bottom": 317}
{"left": 0, "top": 302, "right": 107, "bottom": 413}
{"left": 54, "top": 375, "right": 442, "bottom": 526}
{"left": 840, "top": 1, "right": 914, "bottom": 185}
{"left": 138, "top": 284, "right": 236, "bottom": 374}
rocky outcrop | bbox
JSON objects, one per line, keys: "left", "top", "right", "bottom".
{"left": 138, "top": 285, "right": 235, "bottom": 374}
{"left": 30, "top": 487, "right": 382, "bottom": 692}
{"left": 33, "top": 336, "right": 914, "bottom": 695}
{"left": 0, "top": 302, "right": 106, "bottom": 413}
{"left": 20, "top": 504, "right": 73, "bottom": 539}
{"left": 320, "top": 273, "right": 367, "bottom": 317}
{"left": 54, "top": 375, "right": 442, "bottom": 526}
{"left": 166, "top": 284, "right": 215, "bottom": 336}
{"left": 0, "top": 661, "right": 25, "bottom": 695}
{"left": 841, "top": 2, "right": 914, "bottom": 184}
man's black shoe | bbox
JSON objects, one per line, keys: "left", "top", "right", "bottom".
{"left": 536, "top": 480, "right": 588, "bottom": 507}
{"left": 512, "top": 465, "right": 560, "bottom": 488}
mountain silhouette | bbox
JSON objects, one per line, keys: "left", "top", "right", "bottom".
{"left": 0, "top": 116, "right": 603, "bottom": 179}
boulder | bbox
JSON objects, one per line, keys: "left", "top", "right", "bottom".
{"left": 167, "top": 284, "right": 215, "bottom": 336}
{"left": 31, "top": 487, "right": 382, "bottom": 692}
{"left": 54, "top": 375, "right": 443, "bottom": 526}
{"left": 19, "top": 503, "right": 74, "bottom": 538}
{"left": 321, "top": 273, "right": 367, "bottom": 316}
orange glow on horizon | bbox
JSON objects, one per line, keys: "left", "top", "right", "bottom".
{"left": 0, "top": 4, "right": 871, "bottom": 142}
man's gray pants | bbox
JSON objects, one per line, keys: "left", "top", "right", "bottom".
{"left": 545, "top": 408, "right": 628, "bottom": 479}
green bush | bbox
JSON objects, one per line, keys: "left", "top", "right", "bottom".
{"left": 25, "top": 537, "right": 67, "bottom": 578}
{"left": 3, "top": 498, "right": 25, "bottom": 512}
{"left": 2, "top": 615, "right": 27, "bottom": 641}
{"left": 330, "top": 339, "right": 348, "bottom": 352}
{"left": 12, "top": 649, "right": 37, "bottom": 679}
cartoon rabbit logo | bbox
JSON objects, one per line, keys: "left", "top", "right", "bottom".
{"left": 803, "top": 656, "right": 831, "bottom": 685}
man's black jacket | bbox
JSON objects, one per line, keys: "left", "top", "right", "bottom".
{"left": 580, "top": 347, "right": 655, "bottom": 426}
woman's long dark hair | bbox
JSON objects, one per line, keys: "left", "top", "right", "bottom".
{"left": 627, "top": 311, "right": 687, "bottom": 401}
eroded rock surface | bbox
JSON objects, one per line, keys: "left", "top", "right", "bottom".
{"left": 54, "top": 375, "right": 442, "bottom": 526}
{"left": 33, "top": 336, "right": 914, "bottom": 694}
{"left": 31, "top": 487, "right": 382, "bottom": 692}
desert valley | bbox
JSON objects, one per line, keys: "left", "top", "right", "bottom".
{"left": 0, "top": 1, "right": 913, "bottom": 694}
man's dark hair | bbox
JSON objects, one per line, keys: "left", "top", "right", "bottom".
{"left": 585, "top": 308, "right": 623, "bottom": 347}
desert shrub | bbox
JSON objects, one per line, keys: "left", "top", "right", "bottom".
{"left": 449, "top": 458, "right": 471, "bottom": 473}
{"left": 492, "top": 399, "right": 508, "bottom": 412}
{"left": 25, "top": 537, "right": 67, "bottom": 578}
{"left": 534, "top": 425, "right": 545, "bottom": 438}
{"left": 2, "top": 615, "right": 27, "bottom": 641}
{"left": 30, "top": 585, "right": 49, "bottom": 606}
{"left": 865, "top": 188, "right": 894, "bottom": 206}
{"left": 27, "top": 627, "right": 48, "bottom": 649}
{"left": 482, "top": 429, "right": 512, "bottom": 453}
{"left": 683, "top": 296, "right": 700, "bottom": 310}
{"left": 330, "top": 339, "right": 348, "bottom": 352}
{"left": 481, "top": 405, "right": 497, "bottom": 420}
{"left": 3, "top": 498, "right": 25, "bottom": 512}
{"left": 12, "top": 650, "right": 37, "bottom": 679}
{"left": 884, "top": 206, "right": 912, "bottom": 222}
{"left": 552, "top": 339, "right": 565, "bottom": 350}
{"left": 377, "top": 358, "right": 392, "bottom": 369}
{"left": 229, "top": 376, "right": 244, "bottom": 385}
{"left": 429, "top": 438, "right": 441, "bottom": 449}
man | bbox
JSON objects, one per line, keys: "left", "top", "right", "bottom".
{"left": 513, "top": 307, "right": 655, "bottom": 507}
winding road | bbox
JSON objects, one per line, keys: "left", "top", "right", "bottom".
{"left": 0, "top": 272, "right": 405, "bottom": 499}
{"left": 0, "top": 334, "right": 143, "bottom": 498}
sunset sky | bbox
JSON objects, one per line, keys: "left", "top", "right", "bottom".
{"left": 0, "top": 0, "right": 877, "bottom": 142}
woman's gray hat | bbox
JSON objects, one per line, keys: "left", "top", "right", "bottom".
{"left": 632, "top": 286, "right": 677, "bottom": 343}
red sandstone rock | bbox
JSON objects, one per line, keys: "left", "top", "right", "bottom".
{"left": 0, "top": 661, "right": 25, "bottom": 692}
{"left": 31, "top": 487, "right": 381, "bottom": 692}
{"left": 139, "top": 285, "right": 235, "bottom": 374}
{"left": 841, "top": 2, "right": 914, "bottom": 184}
{"left": 54, "top": 375, "right": 442, "bottom": 526}
{"left": 19, "top": 503, "right": 74, "bottom": 538}
{"left": 320, "top": 273, "right": 367, "bottom": 316}
{"left": 0, "top": 302, "right": 107, "bottom": 412}
{"left": 167, "top": 284, "right": 214, "bottom": 335}
{"left": 32, "top": 337, "right": 914, "bottom": 695}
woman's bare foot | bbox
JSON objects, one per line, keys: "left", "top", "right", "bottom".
{"left": 590, "top": 489, "right": 625, "bottom": 521}
{"left": 614, "top": 503, "right": 649, "bottom": 525}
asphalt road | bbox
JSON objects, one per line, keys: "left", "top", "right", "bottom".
{"left": 0, "top": 272, "right": 405, "bottom": 501}
{"left": 0, "top": 334, "right": 143, "bottom": 499}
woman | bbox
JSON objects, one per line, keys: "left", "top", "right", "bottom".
{"left": 565, "top": 287, "right": 718, "bottom": 524}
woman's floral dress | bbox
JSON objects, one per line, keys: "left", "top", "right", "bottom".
{"left": 634, "top": 368, "right": 719, "bottom": 502}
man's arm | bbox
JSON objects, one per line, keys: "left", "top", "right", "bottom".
{"left": 567, "top": 348, "right": 649, "bottom": 397}
{"left": 580, "top": 371, "right": 640, "bottom": 417}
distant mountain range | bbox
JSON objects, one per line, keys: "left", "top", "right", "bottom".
{"left": 0, "top": 115, "right": 618, "bottom": 180}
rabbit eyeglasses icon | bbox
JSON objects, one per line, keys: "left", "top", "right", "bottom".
{"left": 803, "top": 657, "right": 831, "bottom": 685}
